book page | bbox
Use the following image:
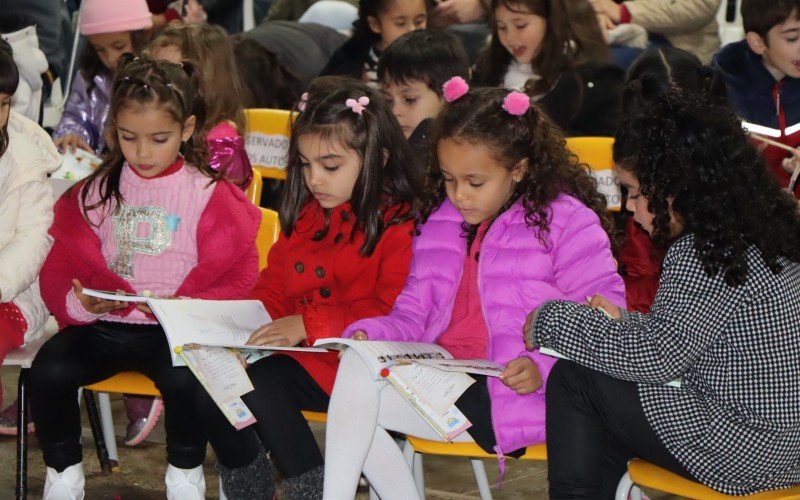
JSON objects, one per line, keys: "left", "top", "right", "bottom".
{"left": 314, "top": 338, "right": 453, "bottom": 378}
{"left": 181, "top": 345, "right": 254, "bottom": 399}
{"left": 83, "top": 288, "right": 149, "bottom": 303}
{"left": 177, "top": 347, "right": 256, "bottom": 430}
{"left": 149, "top": 299, "right": 326, "bottom": 365}
{"left": 385, "top": 372, "right": 472, "bottom": 441}
{"left": 390, "top": 363, "right": 475, "bottom": 414}
{"left": 415, "top": 358, "right": 505, "bottom": 377}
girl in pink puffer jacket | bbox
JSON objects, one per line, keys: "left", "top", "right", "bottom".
{"left": 323, "top": 80, "right": 626, "bottom": 500}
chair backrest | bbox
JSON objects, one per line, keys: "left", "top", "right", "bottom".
{"left": 244, "top": 108, "right": 294, "bottom": 181}
{"left": 257, "top": 207, "right": 280, "bottom": 270}
{"left": 565, "top": 136, "right": 621, "bottom": 212}
{"left": 245, "top": 167, "right": 263, "bottom": 205}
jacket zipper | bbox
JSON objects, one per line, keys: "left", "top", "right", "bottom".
{"left": 476, "top": 216, "right": 507, "bottom": 489}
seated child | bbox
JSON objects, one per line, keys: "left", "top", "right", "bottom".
{"left": 323, "top": 79, "right": 625, "bottom": 498}
{"left": 320, "top": 0, "right": 428, "bottom": 85}
{"left": 377, "top": 29, "right": 470, "bottom": 164}
{"left": 148, "top": 22, "right": 253, "bottom": 190}
{"left": 714, "top": 0, "right": 800, "bottom": 197}
{"left": 528, "top": 93, "right": 800, "bottom": 498}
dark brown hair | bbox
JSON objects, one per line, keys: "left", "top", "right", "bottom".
{"left": 281, "top": 76, "right": 421, "bottom": 256}
{"left": 742, "top": 0, "right": 800, "bottom": 41}
{"left": 421, "top": 86, "right": 614, "bottom": 246}
{"left": 0, "top": 38, "right": 18, "bottom": 157}
{"left": 80, "top": 55, "right": 217, "bottom": 219}
{"left": 473, "top": 0, "right": 608, "bottom": 95}
{"left": 147, "top": 23, "right": 246, "bottom": 137}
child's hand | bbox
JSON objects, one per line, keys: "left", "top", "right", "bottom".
{"left": 587, "top": 294, "right": 621, "bottom": 319}
{"left": 782, "top": 151, "right": 800, "bottom": 175}
{"left": 72, "top": 279, "right": 127, "bottom": 315}
{"left": 499, "top": 358, "right": 542, "bottom": 395}
{"left": 184, "top": 0, "right": 208, "bottom": 23}
{"left": 55, "top": 134, "right": 92, "bottom": 154}
{"left": 246, "top": 315, "right": 307, "bottom": 347}
{"left": 352, "top": 330, "right": 368, "bottom": 341}
{"left": 523, "top": 308, "right": 539, "bottom": 351}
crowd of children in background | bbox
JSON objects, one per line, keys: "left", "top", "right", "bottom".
{"left": 0, "top": 0, "right": 798, "bottom": 498}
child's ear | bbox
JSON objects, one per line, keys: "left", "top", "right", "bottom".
{"left": 512, "top": 158, "right": 528, "bottom": 182}
{"left": 367, "top": 15, "right": 382, "bottom": 35}
{"left": 181, "top": 115, "right": 197, "bottom": 142}
{"left": 745, "top": 32, "right": 767, "bottom": 55}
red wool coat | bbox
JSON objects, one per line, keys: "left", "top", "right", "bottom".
{"left": 40, "top": 179, "right": 261, "bottom": 326}
{"left": 251, "top": 201, "right": 414, "bottom": 394}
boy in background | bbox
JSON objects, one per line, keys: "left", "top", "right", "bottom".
{"left": 378, "top": 29, "right": 470, "bottom": 165}
{"left": 714, "top": 0, "right": 800, "bottom": 197}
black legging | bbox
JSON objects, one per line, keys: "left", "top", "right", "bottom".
{"left": 546, "top": 360, "right": 695, "bottom": 499}
{"left": 197, "top": 355, "right": 329, "bottom": 477}
{"left": 29, "top": 322, "right": 207, "bottom": 471}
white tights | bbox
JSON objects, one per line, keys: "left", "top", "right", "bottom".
{"left": 323, "top": 349, "right": 475, "bottom": 500}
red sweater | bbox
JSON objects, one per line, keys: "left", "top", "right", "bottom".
{"left": 40, "top": 177, "right": 262, "bottom": 326}
{"left": 618, "top": 217, "right": 665, "bottom": 314}
{"left": 251, "top": 201, "right": 414, "bottom": 394}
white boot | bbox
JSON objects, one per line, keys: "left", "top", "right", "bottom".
{"left": 165, "top": 464, "right": 206, "bottom": 500}
{"left": 43, "top": 463, "right": 85, "bottom": 500}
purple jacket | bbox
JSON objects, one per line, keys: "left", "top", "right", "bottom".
{"left": 344, "top": 196, "right": 625, "bottom": 454}
{"left": 53, "top": 71, "right": 111, "bottom": 154}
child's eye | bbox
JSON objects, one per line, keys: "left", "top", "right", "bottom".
{"left": 153, "top": 138, "right": 168, "bottom": 144}
{"left": 469, "top": 182, "right": 484, "bottom": 188}
{"left": 403, "top": 97, "right": 418, "bottom": 105}
{"left": 324, "top": 165, "right": 340, "bottom": 172}
{"left": 121, "top": 135, "right": 135, "bottom": 142}
{"left": 514, "top": 24, "right": 528, "bottom": 30}
{"left": 443, "top": 177, "right": 455, "bottom": 183}
{"left": 787, "top": 37, "right": 799, "bottom": 43}
{"left": 497, "top": 25, "right": 507, "bottom": 32}
{"left": 300, "top": 162, "right": 310, "bottom": 169}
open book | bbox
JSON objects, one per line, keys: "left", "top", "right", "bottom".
{"left": 314, "top": 338, "right": 506, "bottom": 441}
{"left": 175, "top": 344, "right": 257, "bottom": 430}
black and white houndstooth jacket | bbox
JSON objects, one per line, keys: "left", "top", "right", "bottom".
{"left": 534, "top": 234, "right": 800, "bottom": 495}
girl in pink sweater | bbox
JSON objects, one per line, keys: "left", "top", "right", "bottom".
{"left": 31, "top": 56, "right": 260, "bottom": 500}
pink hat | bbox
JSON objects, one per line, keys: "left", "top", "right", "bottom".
{"left": 80, "top": 0, "right": 153, "bottom": 36}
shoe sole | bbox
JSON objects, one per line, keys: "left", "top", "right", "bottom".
{"left": 124, "top": 398, "right": 163, "bottom": 447}
{"left": 0, "top": 422, "right": 35, "bottom": 436}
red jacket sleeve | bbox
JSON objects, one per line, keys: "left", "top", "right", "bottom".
{"left": 301, "top": 221, "right": 413, "bottom": 346}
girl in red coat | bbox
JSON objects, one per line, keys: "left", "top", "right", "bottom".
{"left": 30, "top": 57, "right": 261, "bottom": 499}
{"left": 195, "top": 76, "right": 421, "bottom": 499}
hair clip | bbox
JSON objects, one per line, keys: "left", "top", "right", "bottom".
{"left": 346, "top": 96, "right": 369, "bottom": 115}
{"left": 443, "top": 76, "right": 469, "bottom": 102}
{"left": 298, "top": 92, "right": 309, "bottom": 112}
{"left": 166, "top": 82, "right": 173, "bottom": 88}
{"left": 502, "top": 91, "right": 530, "bottom": 116}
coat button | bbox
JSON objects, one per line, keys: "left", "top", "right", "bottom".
{"left": 319, "top": 287, "right": 331, "bottom": 298}
{"left": 340, "top": 210, "right": 350, "bottom": 221}
{"left": 315, "top": 267, "right": 325, "bottom": 278}
{"left": 314, "top": 229, "right": 325, "bottom": 240}
{"left": 334, "top": 233, "right": 343, "bottom": 244}
{"left": 294, "top": 262, "right": 304, "bottom": 273}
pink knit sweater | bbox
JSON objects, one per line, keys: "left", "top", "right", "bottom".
{"left": 66, "top": 161, "right": 214, "bottom": 324}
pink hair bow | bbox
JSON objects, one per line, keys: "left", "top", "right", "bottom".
{"left": 298, "top": 92, "right": 309, "bottom": 112}
{"left": 502, "top": 91, "right": 531, "bottom": 116}
{"left": 346, "top": 96, "right": 370, "bottom": 115}
{"left": 443, "top": 76, "right": 469, "bottom": 102}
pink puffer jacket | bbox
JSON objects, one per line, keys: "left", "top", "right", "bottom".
{"left": 344, "top": 195, "right": 625, "bottom": 454}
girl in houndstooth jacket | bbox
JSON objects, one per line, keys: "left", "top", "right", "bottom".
{"left": 527, "top": 92, "right": 800, "bottom": 498}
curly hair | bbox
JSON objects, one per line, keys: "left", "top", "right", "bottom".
{"left": 613, "top": 92, "right": 800, "bottom": 286}
{"left": 420, "top": 86, "right": 614, "bottom": 247}
{"left": 81, "top": 55, "right": 217, "bottom": 219}
{"left": 282, "top": 76, "right": 421, "bottom": 256}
